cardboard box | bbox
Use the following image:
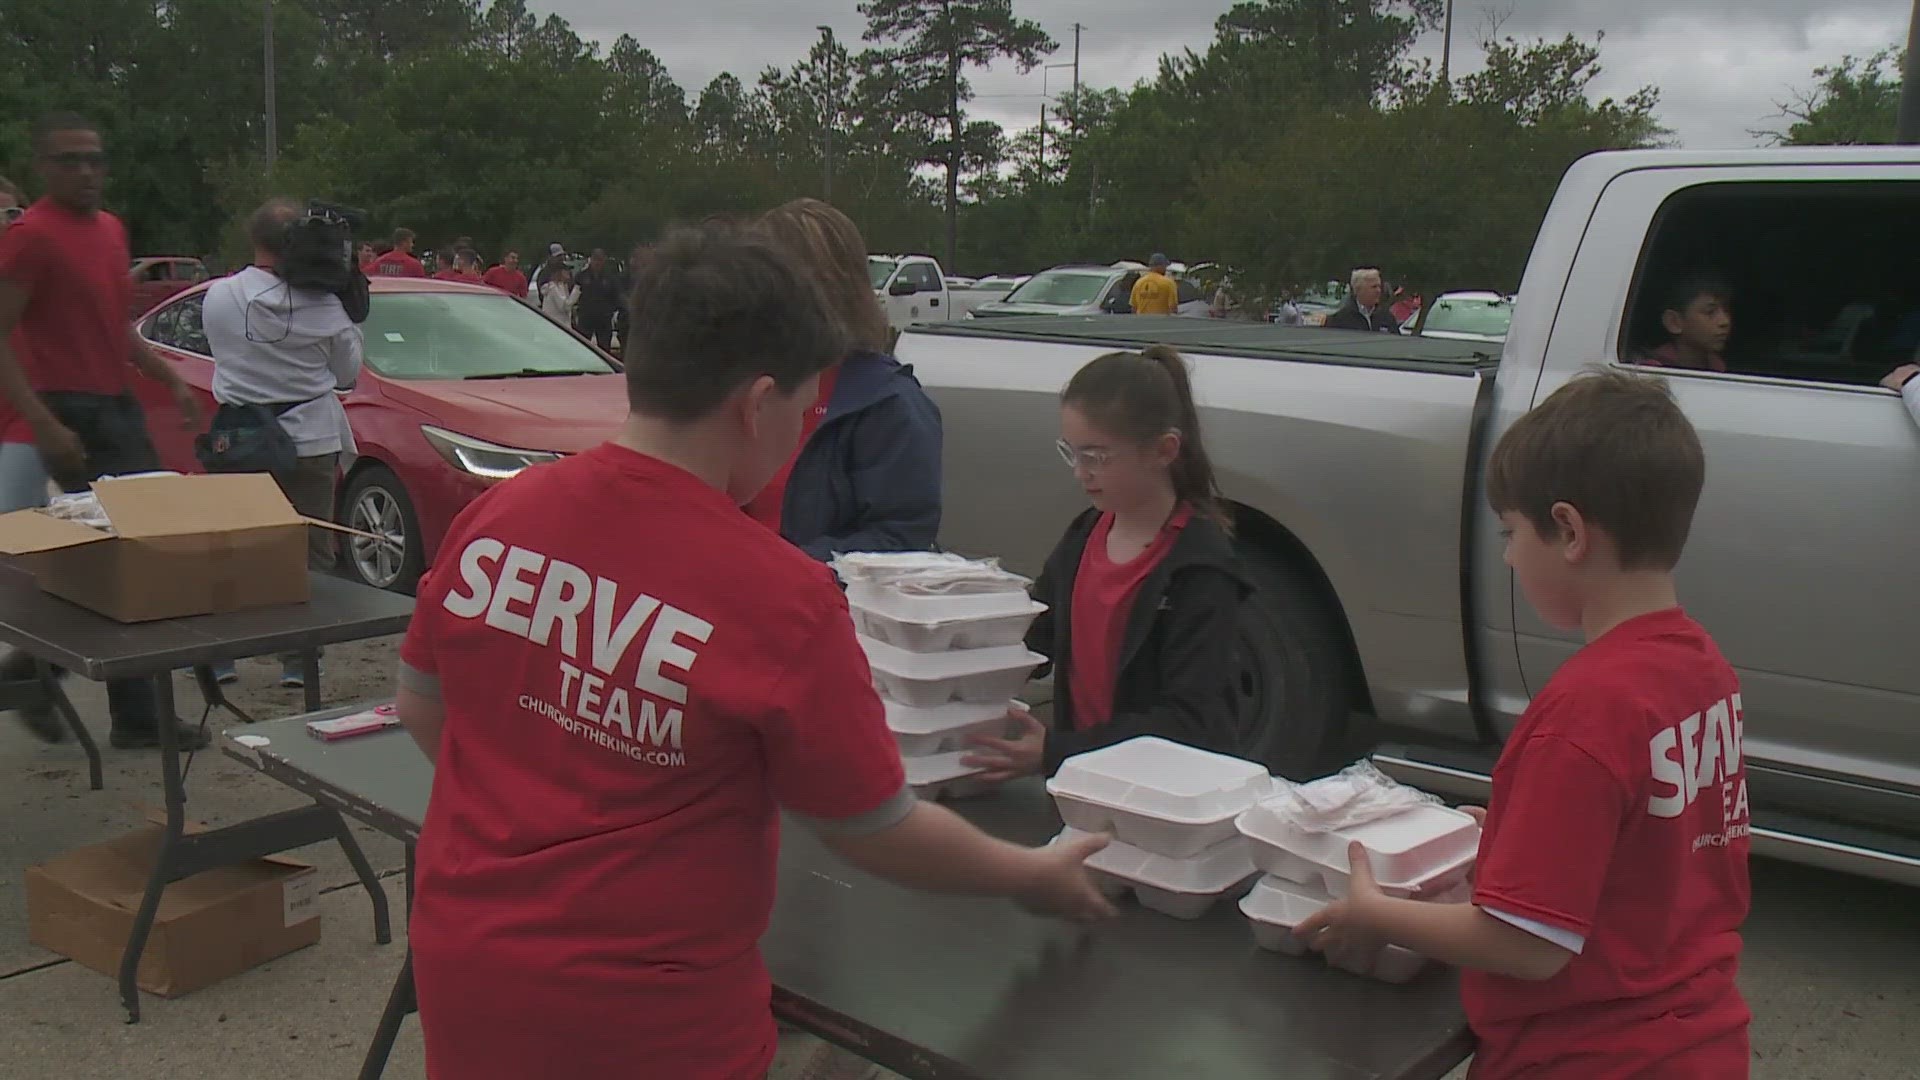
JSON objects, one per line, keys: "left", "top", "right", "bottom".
{"left": 25, "top": 825, "right": 321, "bottom": 998}
{"left": 0, "top": 473, "right": 339, "bottom": 622}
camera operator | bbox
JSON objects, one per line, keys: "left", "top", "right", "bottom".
{"left": 201, "top": 197, "right": 364, "bottom": 688}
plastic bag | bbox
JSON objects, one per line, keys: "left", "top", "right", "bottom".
{"left": 832, "top": 551, "right": 1030, "bottom": 594}
{"left": 1277, "top": 760, "right": 1441, "bottom": 833}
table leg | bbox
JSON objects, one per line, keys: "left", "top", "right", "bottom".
{"left": 357, "top": 951, "right": 417, "bottom": 1080}
{"left": 302, "top": 649, "right": 321, "bottom": 713}
{"left": 36, "top": 663, "right": 101, "bottom": 791}
{"left": 329, "top": 810, "right": 392, "bottom": 945}
{"left": 120, "top": 691, "right": 186, "bottom": 1023}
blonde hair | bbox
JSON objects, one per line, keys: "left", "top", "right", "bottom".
{"left": 756, "top": 198, "right": 891, "bottom": 355}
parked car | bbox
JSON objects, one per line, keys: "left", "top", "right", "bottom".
{"left": 969, "top": 265, "right": 1209, "bottom": 319}
{"left": 1405, "top": 290, "right": 1515, "bottom": 343}
{"left": 128, "top": 256, "right": 208, "bottom": 318}
{"left": 898, "top": 146, "right": 1920, "bottom": 885}
{"left": 133, "top": 277, "right": 626, "bottom": 593}
{"left": 948, "top": 273, "right": 1030, "bottom": 318}
{"left": 869, "top": 254, "right": 955, "bottom": 329}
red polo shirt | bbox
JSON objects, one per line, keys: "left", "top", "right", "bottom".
{"left": 0, "top": 199, "right": 138, "bottom": 444}
{"left": 400, "top": 442, "right": 907, "bottom": 1080}
{"left": 1066, "top": 505, "right": 1191, "bottom": 731}
{"left": 744, "top": 366, "right": 840, "bottom": 532}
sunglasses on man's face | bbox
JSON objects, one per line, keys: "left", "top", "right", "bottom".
{"left": 44, "top": 151, "right": 108, "bottom": 172}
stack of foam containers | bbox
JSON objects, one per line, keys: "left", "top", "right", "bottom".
{"left": 839, "top": 554, "right": 1049, "bottom": 800}
{"left": 1234, "top": 796, "right": 1481, "bottom": 983}
{"left": 1045, "top": 737, "right": 1274, "bottom": 919}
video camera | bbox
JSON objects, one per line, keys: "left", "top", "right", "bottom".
{"left": 279, "top": 199, "right": 371, "bottom": 323}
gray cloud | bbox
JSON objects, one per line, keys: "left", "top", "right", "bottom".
{"left": 547, "top": 0, "right": 1911, "bottom": 146}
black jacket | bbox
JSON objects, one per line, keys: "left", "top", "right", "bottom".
{"left": 573, "top": 265, "right": 626, "bottom": 321}
{"left": 780, "top": 350, "right": 943, "bottom": 561}
{"left": 1026, "top": 508, "right": 1252, "bottom": 775}
{"left": 1323, "top": 299, "right": 1402, "bottom": 334}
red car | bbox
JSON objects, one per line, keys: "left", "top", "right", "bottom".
{"left": 133, "top": 277, "right": 628, "bottom": 591}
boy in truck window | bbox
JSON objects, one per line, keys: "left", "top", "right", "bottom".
{"left": 1632, "top": 272, "right": 1732, "bottom": 372}
{"left": 1299, "top": 371, "right": 1751, "bottom": 1080}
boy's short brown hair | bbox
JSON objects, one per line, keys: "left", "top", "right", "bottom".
{"left": 1487, "top": 370, "right": 1705, "bottom": 571}
{"left": 622, "top": 221, "right": 846, "bottom": 421}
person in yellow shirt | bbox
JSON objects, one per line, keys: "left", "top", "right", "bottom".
{"left": 1129, "top": 253, "right": 1180, "bottom": 315}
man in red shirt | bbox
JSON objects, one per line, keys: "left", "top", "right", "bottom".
{"left": 395, "top": 223, "right": 1113, "bottom": 1080}
{"left": 0, "top": 113, "right": 211, "bottom": 750}
{"left": 480, "top": 248, "right": 528, "bottom": 299}
{"left": 1300, "top": 372, "right": 1749, "bottom": 1079}
{"left": 369, "top": 227, "right": 425, "bottom": 278}
{"left": 431, "top": 247, "right": 484, "bottom": 285}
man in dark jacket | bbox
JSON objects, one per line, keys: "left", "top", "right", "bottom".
{"left": 774, "top": 350, "right": 942, "bottom": 560}
{"left": 1323, "top": 266, "right": 1402, "bottom": 334}
{"left": 572, "top": 248, "right": 624, "bottom": 350}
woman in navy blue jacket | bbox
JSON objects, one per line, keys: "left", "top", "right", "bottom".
{"left": 750, "top": 199, "right": 943, "bottom": 559}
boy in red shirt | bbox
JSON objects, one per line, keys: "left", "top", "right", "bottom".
{"left": 394, "top": 222, "right": 1113, "bottom": 1080}
{"left": 1300, "top": 371, "right": 1750, "bottom": 1079}
{"left": 368, "top": 227, "right": 425, "bottom": 277}
{"left": 480, "top": 248, "right": 528, "bottom": 298}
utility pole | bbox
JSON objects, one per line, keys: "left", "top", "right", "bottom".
{"left": 264, "top": 0, "right": 278, "bottom": 169}
{"left": 818, "top": 25, "right": 835, "bottom": 200}
{"left": 1071, "top": 23, "right": 1083, "bottom": 133}
{"left": 1439, "top": 0, "right": 1454, "bottom": 92}
{"left": 1038, "top": 103, "right": 1047, "bottom": 181}
{"left": 1899, "top": 0, "right": 1920, "bottom": 142}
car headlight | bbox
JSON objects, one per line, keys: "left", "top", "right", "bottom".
{"left": 421, "top": 425, "right": 559, "bottom": 481}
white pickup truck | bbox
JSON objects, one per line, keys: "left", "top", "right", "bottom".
{"left": 898, "top": 147, "right": 1920, "bottom": 885}
{"left": 869, "top": 254, "right": 956, "bottom": 330}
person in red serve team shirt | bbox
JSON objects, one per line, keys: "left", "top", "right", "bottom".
{"left": 393, "top": 222, "right": 1115, "bottom": 1080}
{"left": 480, "top": 247, "right": 528, "bottom": 299}
{"left": 0, "top": 112, "right": 209, "bottom": 751}
{"left": 961, "top": 344, "right": 1249, "bottom": 782}
{"left": 1300, "top": 371, "right": 1751, "bottom": 1079}
{"left": 369, "top": 226, "right": 425, "bottom": 277}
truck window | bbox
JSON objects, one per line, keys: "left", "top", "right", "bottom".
{"left": 901, "top": 262, "right": 941, "bottom": 293}
{"left": 1621, "top": 180, "right": 1920, "bottom": 387}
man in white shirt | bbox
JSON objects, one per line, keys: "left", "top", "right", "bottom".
{"left": 202, "top": 198, "right": 363, "bottom": 686}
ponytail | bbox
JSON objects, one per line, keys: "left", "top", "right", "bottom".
{"left": 1062, "top": 345, "right": 1230, "bottom": 530}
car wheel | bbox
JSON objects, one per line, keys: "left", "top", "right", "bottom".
{"left": 1224, "top": 550, "right": 1361, "bottom": 782}
{"left": 342, "top": 467, "right": 425, "bottom": 594}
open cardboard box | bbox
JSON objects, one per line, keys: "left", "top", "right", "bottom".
{"left": 0, "top": 473, "right": 363, "bottom": 622}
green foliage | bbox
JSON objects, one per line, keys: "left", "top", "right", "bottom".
{"left": 1768, "top": 49, "right": 1904, "bottom": 146}
{"left": 1, "top": 0, "right": 1700, "bottom": 293}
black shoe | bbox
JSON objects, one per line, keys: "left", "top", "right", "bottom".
{"left": 110, "top": 723, "right": 213, "bottom": 751}
{"left": 15, "top": 701, "right": 68, "bottom": 744}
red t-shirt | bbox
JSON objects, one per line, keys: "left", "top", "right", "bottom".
{"left": 481, "top": 265, "right": 529, "bottom": 296}
{"left": 1635, "top": 341, "right": 1728, "bottom": 373}
{"left": 400, "top": 443, "right": 906, "bottom": 1080}
{"left": 1066, "top": 505, "right": 1191, "bottom": 732}
{"left": 432, "top": 268, "right": 484, "bottom": 285}
{"left": 1464, "top": 608, "right": 1751, "bottom": 1080}
{"left": 0, "top": 199, "right": 136, "bottom": 402}
{"left": 370, "top": 250, "right": 425, "bottom": 278}
{"left": 743, "top": 366, "right": 840, "bottom": 532}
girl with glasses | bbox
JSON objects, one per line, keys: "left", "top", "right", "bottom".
{"left": 964, "top": 344, "right": 1251, "bottom": 781}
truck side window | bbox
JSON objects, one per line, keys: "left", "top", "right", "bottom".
{"left": 1621, "top": 180, "right": 1920, "bottom": 387}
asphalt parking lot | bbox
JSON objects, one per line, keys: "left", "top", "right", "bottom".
{"left": 0, "top": 638, "right": 1914, "bottom": 1078}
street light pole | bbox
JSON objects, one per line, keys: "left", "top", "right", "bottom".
{"left": 264, "top": 0, "right": 278, "bottom": 169}
{"left": 818, "top": 25, "right": 835, "bottom": 201}
{"left": 1899, "top": 0, "right": 1920, "bottom": 143}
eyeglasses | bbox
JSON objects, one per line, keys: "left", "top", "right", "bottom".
{"left": 44, "top": 151, "right": 108, "bottom": 172}
{"left": 1055, "top": 439, "right": 1113, "bottom": 472}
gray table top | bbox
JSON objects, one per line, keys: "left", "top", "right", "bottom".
{"left": 0, "top": 566, "right": 415, "bottom": 679}
{"left": 223, "top": 715, "right": 1472, "bottom": 1080}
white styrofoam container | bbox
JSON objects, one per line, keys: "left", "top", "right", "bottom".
{"left": 1055, "top": 827, "right": 1258, "bottom": 920}
{"left": 851, "top": 599, "right": 1048, "bottom": 653}
{"left": 861, "top": 635, "right": 1043, "bottom": 707}
{"left": 1238, "top": 874, "right": 1332, "bottom": 955}
{"left": 1047, "top": 737, "right": 1274, "bottom": 858}
{"left": 905, "top": 750, "right": 985, "bottom": 801}
{"left": 887, "top": 697, "right": 1017, "bottom": 756}
{"left": 1332, "top": 944, "right": 1429, "bottom": 985}
{"left": 1239, "top": 830, "right": 1475, "bottom": 899}
{"left": 845, "top": 579, "right": 1037, "bottom": 623}
{"left": 1239, "top": 799, "right": 1481, "bottom": 884}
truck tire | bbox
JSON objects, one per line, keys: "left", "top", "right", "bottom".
{"left": 1226, "top": 550, "right": 1359, "bottom": 781}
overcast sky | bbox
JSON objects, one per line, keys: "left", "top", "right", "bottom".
{"left": 547, "top": 1, "right": 1911, "bottom": 146}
